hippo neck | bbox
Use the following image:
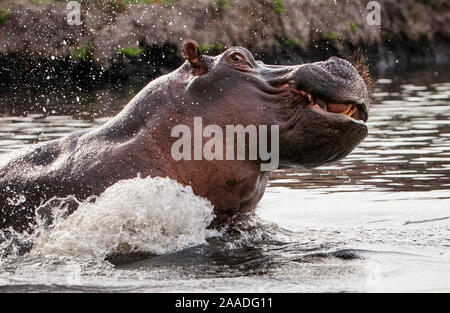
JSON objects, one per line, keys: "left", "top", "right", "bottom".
{"left": 96, "top": 69, "right": 187, "bottom": 141}
{"left": 86, "top": 69, "right": 189, "bottom": 177}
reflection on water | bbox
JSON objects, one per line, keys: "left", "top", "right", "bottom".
{"left": 0, "top": 67, "right": 449, "bottom": 292}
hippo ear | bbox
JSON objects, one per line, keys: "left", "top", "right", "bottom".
{"left": 183, "top": 40, "right": 203, "bottom": 69}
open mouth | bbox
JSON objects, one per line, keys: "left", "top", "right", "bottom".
{"left": 281, "top": 81, "right": 368, "bottom": 123}
{"left": 290, "top": 88, "right": 368, "bottom": 123}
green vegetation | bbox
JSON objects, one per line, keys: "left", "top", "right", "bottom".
{"left": 213, "top": 42, "right": 225, "bottom": 52}
{"left": 198, "top": 42, "right": 225, "bottom": 54}
{"left": 198, "top": 43, "right": 211, "bottom": 54}
{"left": 322, "top": 31, "right": 338, "bottom": 41}
{"left": 280, "top": 36, "right": 302, "bottom": 49}
{"left": 71, "top": 43, "right": 92, "bottom": 60}
{"left": 215, "top": 0, "right": 229, "bottom": 10}
{"left": 349, "top": 21, "right": 357, "bottom": 33}
{"left": 272, "top": 0, "right": 285, "bottom": 14}
{"left": 120, "top": 45, "right": 146, "bottom": 57}
{"left": 0, "top": 9, "right": 9, "bottom": 25}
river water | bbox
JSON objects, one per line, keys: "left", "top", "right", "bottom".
{"left": 0, "top": 67, "right": 449, "bottom": 292}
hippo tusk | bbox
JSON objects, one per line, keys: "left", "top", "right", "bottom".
{"left": 308, "top": 93, "right": 315, "bottom": 106}
{"left": 340, "top": 105, "right": 353, "bottom": 116}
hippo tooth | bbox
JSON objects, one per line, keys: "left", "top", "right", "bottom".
{"left": 346, "top": 105, "right": 357, "bottom": 117}
{"left": 339, "top": 105, "right": 353, "bottom": 115}
{"left": 307, "top": 94, "right": 315, "bottom": 106}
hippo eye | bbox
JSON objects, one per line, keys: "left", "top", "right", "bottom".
{"left": 230, "top": 52, "right": 245, "bottom": 62}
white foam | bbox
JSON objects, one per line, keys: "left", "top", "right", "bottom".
{"left": 30, "top": 176, "right": 215, "bottom": 259}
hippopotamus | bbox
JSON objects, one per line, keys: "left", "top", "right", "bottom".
{"left": 0, "top": 41, "right": 370, "bottom": 233}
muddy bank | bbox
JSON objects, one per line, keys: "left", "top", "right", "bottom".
{"left": 0, "top": 0, "right": 448, "bottom": 90}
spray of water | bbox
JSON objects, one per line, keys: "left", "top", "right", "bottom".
{"left": 24, "top": 176, "right": 215, "bottom": 260}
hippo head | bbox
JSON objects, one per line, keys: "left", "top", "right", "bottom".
{"left": 175, "top": 41, "right": 370, "bottom": 170}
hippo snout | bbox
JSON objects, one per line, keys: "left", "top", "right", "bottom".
{"left": 286, "top": 57, "right": 369, "bottom": 122}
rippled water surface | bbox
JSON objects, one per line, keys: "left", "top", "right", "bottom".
{"left": 0, "top": 67, "right": 449, "bottom": 292}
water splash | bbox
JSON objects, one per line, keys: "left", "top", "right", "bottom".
{"left": 28, "top": 176, "right": 215, "bottom": 259}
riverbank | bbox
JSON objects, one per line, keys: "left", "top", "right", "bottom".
{"left": 0, "top": 0, "right": 448, "bottom": 90}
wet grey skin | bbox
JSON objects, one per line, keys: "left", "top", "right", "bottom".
{"left": 0, "top": 41, "right": 370, "bottom": 233}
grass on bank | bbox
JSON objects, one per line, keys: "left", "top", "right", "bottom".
{"left": 322, "top": 31, "right": 339, "bottom": 41}
{"left": 0, "top": 9, "right": 10, "bottom": 25}
{"left": 120, "top": 45, "right": 146, "bottom": 57}
{"left": 71, "top": 43, "right": 92, "bottom": 60}
{"left": 197, "top": 42, "right": 225, "bottom": 54}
